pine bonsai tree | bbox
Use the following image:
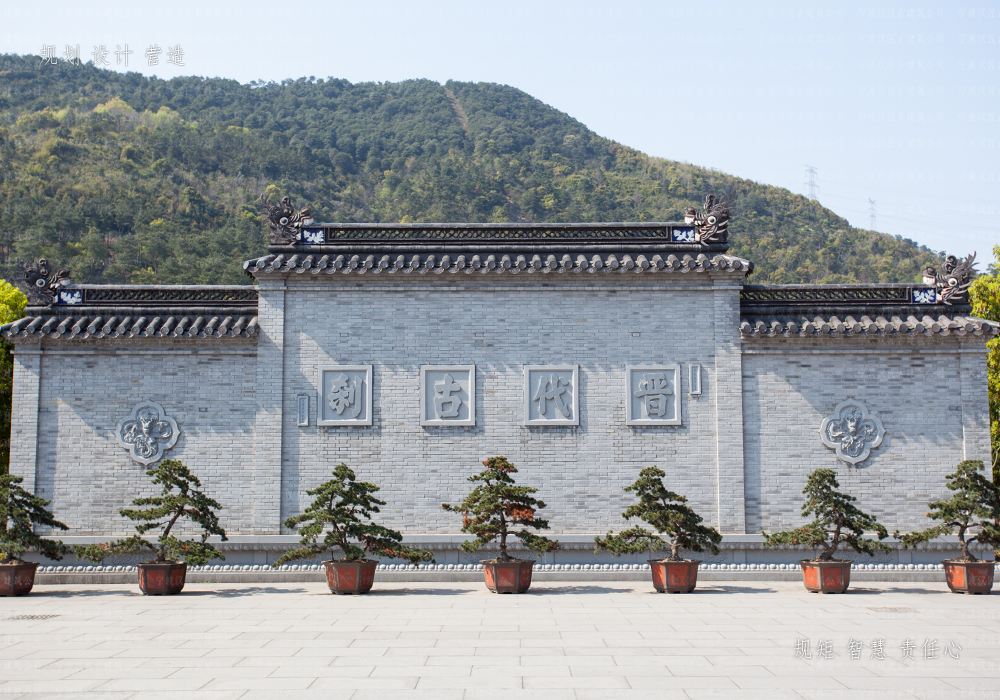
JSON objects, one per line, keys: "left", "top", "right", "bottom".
{"left": 594, "top": 466, "right": 721, "bottom": 561}
{"left": 763, "top": 468, "right": 890, "bottom": 562}
{"left": 442, "top": 456, "right": 558, "bottom": 562}
{"left": 0, "top": 474, "right": 70, "bottom": 564}
{"left": 76, "top": 460, "right": 227, "bottom": 566}
{"left": 896, "top": 460, "right": 1000, "bottom": 562}
{"left": 273, "top": 463, "right": 433, "bottom": 567}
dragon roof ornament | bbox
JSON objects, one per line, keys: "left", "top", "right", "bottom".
{"left": 259, "top": 193, "right": 315, "bottom": 245}
{"left": 683, "top": 194, "right": 730, "bottom": 245}
{"left": 16, "top": 258, "right": 72, "bottom": 306}
{"left": 921, "top": 252, "right": 977, "bottom": 306}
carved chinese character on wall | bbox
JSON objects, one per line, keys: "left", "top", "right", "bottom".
{"left": 524, "top": 366, "right": 579, "bottom": 426}
{"left": 116, "top": 401, "right": 180, "bottom": 465}
{"left": 626, "top": 365, "right": 681, "bottom": 426}
{"left": 420, "top": 365, "right": 476, "bottom": 426}
{"left": 319, "top": 366, "right": 373, "bottom": 426}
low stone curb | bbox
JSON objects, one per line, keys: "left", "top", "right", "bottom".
{"left": 35, "top": 570, "right": 953, "bottom": 585}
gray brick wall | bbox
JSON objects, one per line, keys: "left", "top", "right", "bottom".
{"left": 741, "top": 338, "right": 992, "bottom": 534}
{"left": 277, "top": 275, "right": 739, "bottom": 535}
{"left": 9, "top": 275, "right": 991, "bottom": 548}
{"left": 25, "top": 339, "right": 257, "bottom": 535}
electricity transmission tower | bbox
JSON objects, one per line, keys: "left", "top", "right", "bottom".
{"left": 869, "top": 199, "right": 876, "bottom": 231}
{"left": 804, "top": 166, "right": 819, "bottom": 199}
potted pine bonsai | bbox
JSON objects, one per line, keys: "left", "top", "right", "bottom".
{"left": 763, "top": 468, "right": 890, "bottom": 593}
{"left": 594, "top": 466, "right": 722, "bottom": 593}
{"left": 274, "top": 463, "right": 433, "bottom": 594}
{"left": 1, "top": 473, "right": 71, "bottom": 596}
{"left": 442, "top": 456, "right": 558, "bottom": 594}
{"left": 76, "top": 459, "right": 227, "bottom": 595}
{"left": 896, "top": 459, "right": 1000, "bottom": 594}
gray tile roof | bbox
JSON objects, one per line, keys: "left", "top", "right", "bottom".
{"left": 243, "top": 251, "right": 754, "bottom": 277}
{"left": 1, "top": 313, "right": 259, "bottom": 340}
{"left": 740, "top": 313, "right": 999, "bottom": 338}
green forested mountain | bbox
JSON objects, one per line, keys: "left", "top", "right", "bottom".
{"left": 0, "top": 53, "right": 941, "bottom": 286}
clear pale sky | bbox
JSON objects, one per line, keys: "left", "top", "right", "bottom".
{"left": 3, "top": 0, "right": 997, "bottom": 259}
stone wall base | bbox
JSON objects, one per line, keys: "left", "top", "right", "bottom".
{"left": 34, "top": 564, "right": 987, "bottom": 586}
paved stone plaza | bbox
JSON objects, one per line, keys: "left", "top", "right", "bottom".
{"left": 1, "top": 581, "right": 997, "bottom": 698}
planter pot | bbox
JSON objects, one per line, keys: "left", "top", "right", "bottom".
{"left": 0, "top": 561, "right": 39, "bottom": 597}
{"left": 324, "top": 560, "right": 378, "bottom": 594}
{"left": 137, "top": 561, "right": 187, "bottom": 595}
{"left": 648, "top": 559, "right": 701, "bottom": 593}
{"left": 943, "top": 559, "right": 995, "bottom": 595}
{"left": 799, "top": 559, "right": 852, "bottom": 594}
{"left": 482, "top": 559, "right": 534, "bottom": 594}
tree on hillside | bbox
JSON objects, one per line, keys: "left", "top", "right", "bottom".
{"left": 970, "top": 244, "right": 1000, "bottom": 481}
{"left": 0, "top": 53, "right": 941, "bottom": 287}
{"left": 0, "top": 281, "right": 25, "bottom": 477}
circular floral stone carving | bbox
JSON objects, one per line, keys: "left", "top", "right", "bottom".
{"left": 819, "top": 399, "right": 885, "bottom": 465}
{"left": 115, "top": 401, "right": 180, "bottom": 465}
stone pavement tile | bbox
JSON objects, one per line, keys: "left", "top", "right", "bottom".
{"left": 167, "top": 666, "right": 277, "bottom": 679}
{"left": 664, "top": 664, "right": 774, "bottom": 677}
{"left": 649, "top": 646, "right": 747, "bottom": 656}
{"left": 683, "top": 690, "right": 806, "bottom": 700}
{"left": 356, "top": 691, "right": 466, "bottom": 700}
{"left": 520, "top": 655, "right": 614, "bottom": 666}
{"left": 795, "top": 690, "right": 919, "bottom": 700}
{"left": 39, "top": 658, "right": 149, "bottom": 670}
{"left": 0, "top": 680, "right": 106, "bottom": 693}
{"left": 415, "top": 676, "right": 523, "bottom": 689}
{"left": 627, "top": 676, "right": 739, "bottom": 689}
{"left": 110, "top": 647, "right": 212, "bottom": 658}
{"left": 522, "top": 675, "right": 630, "bottom": 689}
{"left": 200, "top": 677, "right": 315, "bottom": 691}
{"left": 19, "top": 648, "right": 134, "bottom": 660}
{"left": 910, "top": 692, "right": 998, "bottom": 700}
{"left": 610, "top": 654, "right": 697, "bottom": 666}
{"left": 728, "top": 676, "right": 849, "bottom": 689}
{"left": 8, "top": 693, "right": 137, "bottom": 700}
{"left": 327, "top": 655, "right": 409, "bottom": 666}
{"left": 371, "top": 664, "right": 472, "bottom": 678}
{"left": 712, "top": 654, "right": 795, "bottom": 666}
{"left": 425, "top": 655, "right": 526, "bottom": 666}
{"left": 267, "top": 665, "right": 374, "bottom": 678}
{"left": 311, "top": 676, "right": 418, "bottom": 690}
{"left": 467, "top": 691, "right": 575, "bottom": 700}
{"left": 174, "top": 638, "right": 268, "bottom": 649}
{"left": 62, "top": 667, "right": 178, "bottom": 680}
{"left": 237, "top": 692, "right": 349, "bottom": 700}
{"left": 94, "top": 678, "right": 212, "bottom": 691}
{"left": 937, "top": 677, "right": 1000, "bottom": 690}
{"left": 203, "top": 646, "right": 297, "bottom": 658}
{"left": 470, "top": 665, "right": 571, "bottom": 678}
{"left": 145, "top": 656, "right": 244, "bottom": 668}
{"left": 834, "top": 676, "right": 958, "bottom": 690}
{"left": 0, "top": 669, "right": 80, "bottom": 681}
{"left": 763, "top": 663, "right": 876, "bottom": 677}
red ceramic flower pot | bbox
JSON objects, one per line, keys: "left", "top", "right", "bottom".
{"left": 0, "top": 561, "right": 39, "bottom": 597}
{"left": 799, "top": 559, "right": 852, "bottom": 593}
{"left": 324, "top": 560, "right": 378, "bottom": 594}
{"left": 943, "top": 560, "right": 995, "bottom": 594}
{"left": 482, "top": 559, "right": 534, "bottom": 594}
{"left": 137, "top": 561, "right": 187, "bottom": 595}
{"left": 648, "top": 559, "right": 701, "bottom": 593}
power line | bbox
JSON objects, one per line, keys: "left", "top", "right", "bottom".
{"left": 804, "top": 165, "right": 819, "bottom": 199}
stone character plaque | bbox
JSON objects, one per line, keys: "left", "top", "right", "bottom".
{"left": 524, "top": 365, "right": 579, "bottom": 426}
{"left": 318, "top": 365, "right": 373, "bottom": 426}
{"left": 626, "top": 365, "right": 681, "bottom": 426}
{"left": 420, "top": 365, "right": 476, "bottom": 427}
